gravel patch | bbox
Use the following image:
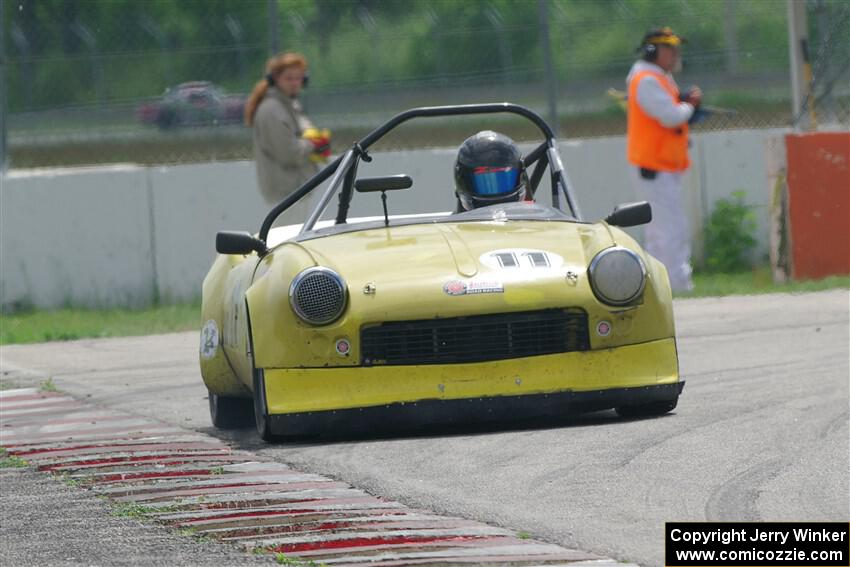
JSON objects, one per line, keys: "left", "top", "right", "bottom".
{"left": 0, "top": 467, "right": 273, "bottom": 567}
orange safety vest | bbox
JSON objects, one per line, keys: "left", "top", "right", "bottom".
{"left": 627, "top": 70, "right": 690, "bottom": 172}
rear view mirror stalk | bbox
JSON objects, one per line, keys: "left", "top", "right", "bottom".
{"left": 354, "top": 175, "right": 413, "bottom": 227}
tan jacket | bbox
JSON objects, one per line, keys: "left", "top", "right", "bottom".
{"left": 252, "top": 88, "right": 318, "bottom": 205}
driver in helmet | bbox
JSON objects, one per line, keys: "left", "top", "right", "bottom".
{"left": 454, "top": 131, "right": 531, "bottom": 211}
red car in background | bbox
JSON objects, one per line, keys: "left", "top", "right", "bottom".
{"left": 136, "top": 81, "right": 245, "bottom": 129}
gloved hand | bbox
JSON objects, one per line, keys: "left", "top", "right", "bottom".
{"left": 302, "top": 128, "right": 332, "bottom": 163}
{"left": 681, "top": 86, "right": 703, "bottom": 109}
{"left": 680, "top": 87, "right": 705, "bottom": 125}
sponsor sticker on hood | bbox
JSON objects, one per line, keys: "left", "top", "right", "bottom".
{"left": 443, "top": 279, "right": 504, "bottom": 296}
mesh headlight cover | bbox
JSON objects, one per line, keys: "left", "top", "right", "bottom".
{"left": 589, "top": 247, "right": 646, "bottom": 305}
{"left": 289, "top": 267, "right": 347, "bottom": 325}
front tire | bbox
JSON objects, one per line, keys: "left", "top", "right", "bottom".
{"left": 156, "top": 108, "right": 179, "bottom": 130}
{"left": 208, "top": 391, "right": 253, "bottom": 429}
{"left": 616, "top": 396, "right": 678, "bottom": 419}
{"left": 253, "top": 368, "right": 278, "bottom": 442}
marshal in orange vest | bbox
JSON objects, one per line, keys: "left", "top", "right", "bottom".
{"left": 627, "top": 70, "right": 690, "bottom": 172}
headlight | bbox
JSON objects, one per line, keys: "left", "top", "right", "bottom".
{"left": 289, "top": 267, "right": 347, "bottom": 325}
{"left": 588, "top": 247, "right": 646, "bottom": 306}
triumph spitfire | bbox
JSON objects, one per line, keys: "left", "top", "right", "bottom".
{"left": 199, "top": 103, "right": 683, "bottom": 440}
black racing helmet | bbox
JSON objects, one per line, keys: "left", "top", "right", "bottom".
{"left": 454, "top": 131, "right": 529, "bottom": 211}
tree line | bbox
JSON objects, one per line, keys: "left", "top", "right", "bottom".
{"left": 3, "top": 0, "right": 811, "bottom": 111}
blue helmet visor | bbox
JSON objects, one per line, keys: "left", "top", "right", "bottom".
{"left": 469, "top": 166, "right": 520, "bottom": 197}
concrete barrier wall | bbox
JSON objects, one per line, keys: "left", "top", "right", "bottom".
{"left": 696, "top": 129, "right": 779, "bottom": 264}
{"left": 149, "top": 162, "right": 268, "bottom": 303}
{"left": 1, "top": 165, "right": 155, "bottom": 310}
{"left": 0, "top": 128, "right": 786, "bottom": 310}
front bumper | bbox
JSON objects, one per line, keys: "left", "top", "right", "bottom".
{"left": 268, "top": 382, "right": 683, "bottom": 436}
{"left": 263, "top": 337, "right": 680, "bottom": 434}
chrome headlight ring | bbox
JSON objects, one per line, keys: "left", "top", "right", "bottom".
{"left": 588, "top": 246, "right": 647, "bottom": 306}
{"left": 288, "top": 267, "right": 348, "bottom": 325}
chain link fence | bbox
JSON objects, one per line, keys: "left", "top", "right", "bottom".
{"left": 795, "top": 0, "right": 850, "bottom": 129}
{"left": 2, "top": 0, "right": 848, "bottom": 169}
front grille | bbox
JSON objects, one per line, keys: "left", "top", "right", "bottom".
{"left": 361, "top": 309, "right": 589, "bottom": 366}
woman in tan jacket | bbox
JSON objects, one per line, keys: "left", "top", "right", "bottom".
{"left": 244, "top": 52, "right": 330, "bottom": 216}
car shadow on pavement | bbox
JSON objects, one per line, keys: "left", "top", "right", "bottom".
{"left": 203, "top": 409, "right": 677, "bottom": 450}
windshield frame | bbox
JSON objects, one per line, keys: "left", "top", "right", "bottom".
{"left": 294, "top": 203, "right": 585, "bottom": 243}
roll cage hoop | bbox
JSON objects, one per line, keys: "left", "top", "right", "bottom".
{"left": 258, "top": 103, "right": 582, "bottom": 243}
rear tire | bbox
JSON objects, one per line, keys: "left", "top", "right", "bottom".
{"left": 253, "top": 368, "right": 278, "bottom": 442}
{"left": 156, "top": 108, "right": 178, "bottom": 129}
{"left": 616, "top": 396, "right": 678, "bottom": 419}
{"left": 208, "top": 392, "right": 253, "bottom": 429}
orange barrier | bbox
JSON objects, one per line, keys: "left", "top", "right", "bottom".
{"left": 785, "top": 132, "right": 850, "bottom": 280}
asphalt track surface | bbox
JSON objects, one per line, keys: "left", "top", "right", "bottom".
{"left": 2, "top": 290, "right": 848, "bottom": 566}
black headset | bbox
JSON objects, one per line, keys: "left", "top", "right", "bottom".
{"left": 639, "top": 42, "right": 658, "bottom": 62}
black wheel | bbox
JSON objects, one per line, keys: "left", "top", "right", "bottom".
{"left": 208, "top": 391, "right": 253, "bottom": 429}
{"left": 616, "top": 396, "right": 678, "bottom": 419}
{"left": 156, "top": 108, "right": 179, "bottom": 130}
{"left": 253, "top": 368, "right": 278, "bottom": 442}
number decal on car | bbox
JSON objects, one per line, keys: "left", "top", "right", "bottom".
{"left": 200, "top": 320, "right": 219, "bottom": 359}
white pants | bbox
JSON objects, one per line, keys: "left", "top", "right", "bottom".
{"left": 630, "top": 167, "right": 694, "bottom": 292}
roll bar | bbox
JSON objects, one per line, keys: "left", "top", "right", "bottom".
{"left": 259, "top": 103, "right": 581, "bottom": 242}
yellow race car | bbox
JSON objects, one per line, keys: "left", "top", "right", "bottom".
{"left": 200, "top": 103, "right": 682, "bottom": 440}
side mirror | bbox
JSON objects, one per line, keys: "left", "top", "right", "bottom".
{"left": 354, "top": 175, "right": 412, "bottom": 193}
{"left": 604, "top": 201, "right": 652, "bottom": 227}
{"left": 216, "top": 231, "right": 267, "bottom": 255}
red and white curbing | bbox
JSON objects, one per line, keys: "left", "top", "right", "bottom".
{"left": 1, "top": 388, "right": 632, "bottom": 566}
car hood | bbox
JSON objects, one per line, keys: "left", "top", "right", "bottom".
{"left": 288, "top": 219, "right": 616, "bottom": 321}
{"left": 304, "top": 219, "right": 611, "bottom": 273}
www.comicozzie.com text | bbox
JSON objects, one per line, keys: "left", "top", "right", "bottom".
{"left": 674, "top": 547, "right": 844, "bottom": 564}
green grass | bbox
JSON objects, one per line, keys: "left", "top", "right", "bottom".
{"left": 274, "top": 554, "right": 322, "bottom": 567}
{"left": 58, "top": 472, "right": 85, "bottom": 487}
{"left": 0, "top": 302, "right": 200, "bottom": 345}
{"left": 111, "top": 502, "right": 178, "bottom": 519}
{"left": 0, "top": 271, "right": 846, "bottom": 346}
{"left": 111, "top": 503, "right": 158, "bottom": 519}
{"left": 680, "top": 269, "right": 849, "bottom": 298}
{"left": 39, "top": 377, "right": 59, "bottom": 393}
{"left": 249, "top": 548, "right": 323, "bottom": 566}
{"left": 0, "top": 448, "right": 29, "bottom": 468}
{"left": 175, "top": 526, "right": 213, "bottom": 543}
